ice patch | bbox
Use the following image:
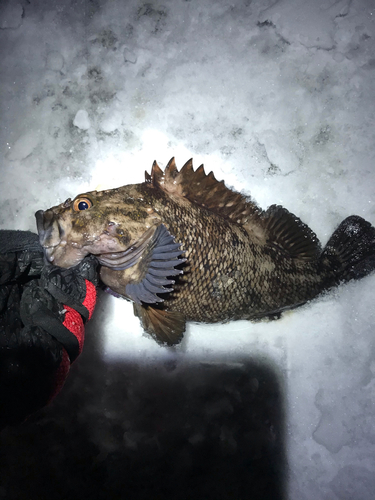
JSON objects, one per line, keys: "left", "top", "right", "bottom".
{"left": 123, "top": 47, "right": 137, "bottom": 64}
{"left": 0, "top": 2, "right": 23, "bottom": 29}
{"left": 258, "top": 0, "right": 344, "bottom": 49}
{"left": 99, "top": 111, "right": 123, "bottom": 134}
{"left": 73, "top": 110, "right": 91, "bottom": 131}
{"left": 258, "top": 130, "right": 300, "bottom": 175}
{"left": 330, "top": 465, "right": 375, "bottom": 500}
{"left": 313, "top": 406, "right": 351, "bottom": 453}
{"left": 46, "top": 51, "right": 64, "bottom": 71}
{"left": 7, "top": 131, "right": 40, "bottom": 161}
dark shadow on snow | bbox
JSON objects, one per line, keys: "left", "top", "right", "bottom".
{"left": 0, "top": 292, "right": 287, "bottom": 500}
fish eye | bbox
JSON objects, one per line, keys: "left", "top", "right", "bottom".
{"left": 73, "top": 197, "right": 93, "bottom": 211}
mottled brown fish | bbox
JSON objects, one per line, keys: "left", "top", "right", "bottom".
{"left": 35, "top": 158, "right": 375, "bottom": 345}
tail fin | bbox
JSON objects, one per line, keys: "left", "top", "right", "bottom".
{"left": 320, "top": 215, "right": 375, "bottom": 284}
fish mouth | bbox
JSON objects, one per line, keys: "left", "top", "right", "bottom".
{"left": 35, "top": 209, "right": 87, "bottom": 267}
{"left": 35, "top": 209, "right": 64, "bottom": 262}
{"left": 35, "top": 209, "right": 157, "bottom": 269}
{"left": 35, "top": 208, "right": 135, "bottom": 268}
{"left": 35, "top": 209, "right": 63, "bottom": 243}
{"left": 43, "top": 246, "right": 57, "bottom": 263}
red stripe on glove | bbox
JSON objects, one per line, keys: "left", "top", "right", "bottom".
{"left": 61, "top": 279, "right": 97, "bottom": 356}
{"left": 63, "top": 306, "right": 84, "bottom": 355}
{"left": 83, "top": 279, "right": 96, "bottom": 320}
{"left": 50, "top": 279, "right": 97, "bottom": 402}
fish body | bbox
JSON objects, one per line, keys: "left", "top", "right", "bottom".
{"left": 35, "top": 158, "right": 375, "bottom": 344}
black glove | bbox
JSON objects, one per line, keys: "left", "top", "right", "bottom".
{"left": 0, "top": 230, "right": 98, "bottom": 429}
{"left": 20, "top": 255, "right": 98, "bottom": 362}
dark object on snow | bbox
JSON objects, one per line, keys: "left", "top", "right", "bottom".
{"left": 35, "top": 158, "right": 375, "bottom": 345}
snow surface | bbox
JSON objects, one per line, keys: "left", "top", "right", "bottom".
{"left": 1, "top": 0, "right": 375, "bottom": 499}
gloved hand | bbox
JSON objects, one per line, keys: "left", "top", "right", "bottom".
{"left": 0, "top": 230, "right": 98, "bottom": 429}
{"left": 20, "top": 254, "right": 98, "bottom": 363}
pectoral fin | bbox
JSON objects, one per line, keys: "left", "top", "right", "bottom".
{"left": 124, "top": 224, "right": 185, "bottom": 304}
{"left": 100, "top": 224, "right": 185, "bottom": 305}
{"left": 133, "top": 303, "right": 186, "bottom": 345}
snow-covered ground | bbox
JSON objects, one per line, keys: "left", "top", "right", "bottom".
{"left": 1, "top": 0, "right": 375, "bottom": 499}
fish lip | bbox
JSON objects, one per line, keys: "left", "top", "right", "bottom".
{"left": 42, "top": 238, "right": 87, "bottom": 262}
{"left": 35, "top": 209, "right": 70, "bottom": 262}
{"left": 35, "top": 209, "right": 65, "bottom": 246}
{"left": 43, "top": 246, "right": 57, "bottom": 263}
{"left": 35, "top": 209, "right": 49, "bottom": 246}
{"left": 41, "top": 237, "right": 90, "bottom": 267}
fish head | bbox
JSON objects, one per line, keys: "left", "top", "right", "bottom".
{"left": 35, "top": 184, "right": 161, "bottom": 268}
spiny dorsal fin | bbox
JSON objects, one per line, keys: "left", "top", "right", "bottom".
{"left": 262, "top": 205, "right": 321, "bottom": 261}
{"left": 151, "top": 160, "right": 164, "bottom": 185}
{"left": 145, "top": 158, "right": 261, "bottom": 227}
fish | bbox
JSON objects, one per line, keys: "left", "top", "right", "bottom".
{"left": 35, "top": 158, "right": 375, "bottom": 345}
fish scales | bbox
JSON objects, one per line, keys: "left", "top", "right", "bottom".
{"left": 35, "top": 158, "right": 375, "bottom": 345}
{"left": 147, "top": 187, "right": 319, "bottom": 322}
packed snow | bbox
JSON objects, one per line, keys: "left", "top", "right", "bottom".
{"left": 1, "top": 0, "right": 374, "bottom": 499}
